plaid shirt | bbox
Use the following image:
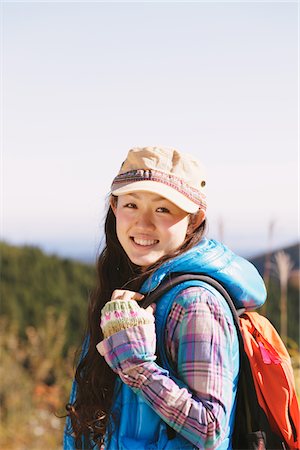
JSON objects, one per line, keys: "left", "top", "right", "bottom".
{"left": 98, "top": 286, "right": 239, "bottom": 449}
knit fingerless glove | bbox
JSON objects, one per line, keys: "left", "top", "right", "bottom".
{"left": 100, "top": 299, "right": 154, "bottom": 339}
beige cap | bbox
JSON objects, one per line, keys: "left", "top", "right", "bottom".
{"left": 111, "top": 146, "right": 207, "bottom": 213}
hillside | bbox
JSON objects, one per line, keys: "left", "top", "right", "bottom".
{"left": 0, "top": 241, "right": 96, "bottom": 350}
{"left": 1, "top": 240, "right": 299, "bottom": 346}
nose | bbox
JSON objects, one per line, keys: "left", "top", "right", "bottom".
{"left": 135, "top": 210, "right": 155, "bottom": 230}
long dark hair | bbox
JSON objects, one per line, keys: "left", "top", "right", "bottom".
{"left": 65, "top": 196, "right": 207, "bottom": 448}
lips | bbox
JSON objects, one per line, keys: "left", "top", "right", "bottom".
{"left": 131, "top": 237, "right": 159, "bottom": 247}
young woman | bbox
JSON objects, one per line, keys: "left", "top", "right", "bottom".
{"left": 64, "top": 146, "right": 266, "bottom": 449}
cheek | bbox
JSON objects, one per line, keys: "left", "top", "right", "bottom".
{"left": 115, "top": 208, "right": 130, "bottom": 225}
{"left": 114, "top": 210, "right": 127, "bottom": 238}
{"left": 166, "top": 219, "right": 189, "bottom": 242}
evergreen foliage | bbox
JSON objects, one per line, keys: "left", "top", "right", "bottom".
{"left": 0, "top": 241, "right": 96, "bottom": 351}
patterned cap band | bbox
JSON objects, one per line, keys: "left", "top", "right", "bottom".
{"left": 111, "top": 169, "right": 207, "bottom": 210}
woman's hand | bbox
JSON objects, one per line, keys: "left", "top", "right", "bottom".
{"left": 111, "top": 289, "right": 144, "bottom": 302}
{"left": 110, "top": 289, "right": 156, "bottom": 314}
{"left": 99, "top": 290, "right": 156, "bottom": 340}
{"left": 97, "top": 289, "right": 157, "bottom": 376}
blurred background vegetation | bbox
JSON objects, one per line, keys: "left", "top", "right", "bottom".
{"left": 0, "top": 240, "right": 299, "bottom": 449}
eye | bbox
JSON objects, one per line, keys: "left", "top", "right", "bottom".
{"left": 156, "top": 206, "right": 170, "bottom": 213}
{"left": 124, "top": 203, "right": 137, "bottom": 209}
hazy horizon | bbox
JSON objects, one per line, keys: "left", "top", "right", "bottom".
{"left": 2, "top": 231, "right": 299, "bottom": 264}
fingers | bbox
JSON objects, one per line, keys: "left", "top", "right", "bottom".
{"left": 110, "top": 290, "right": 156, "bottom": 317}
{"left": 111, "top": 289, "right": 144, "bottom": 302}
{"left": 146, "top": 303, "right": 156, "bottom": 314}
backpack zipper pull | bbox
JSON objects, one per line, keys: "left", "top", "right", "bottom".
{"left": 253, "top": 330, "right": 281, "bottom": 364}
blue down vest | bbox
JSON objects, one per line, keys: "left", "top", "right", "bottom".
{"left": 64, "top": 238, "right": 266, "bottom": 450}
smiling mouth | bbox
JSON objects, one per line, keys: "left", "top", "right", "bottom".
{"left": 131, "top": 237, "right": 159, "bottom": 247}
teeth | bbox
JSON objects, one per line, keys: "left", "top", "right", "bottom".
{"left": 133, "top": 238, "right": 158, "bottom": 246}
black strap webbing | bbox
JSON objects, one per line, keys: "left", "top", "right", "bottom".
{"left": 141, "top": 272, "right": 241, "bottom": 325}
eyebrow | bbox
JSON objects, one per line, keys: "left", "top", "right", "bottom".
{"left": 126, "top": 192, "right": 167, "bottom": 202}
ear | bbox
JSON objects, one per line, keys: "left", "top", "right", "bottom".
{"left": 110, "top": 196, "right": 117, "bottom": 215}
{"left": 187, "top": 209, "right": 206, "bottom": 234}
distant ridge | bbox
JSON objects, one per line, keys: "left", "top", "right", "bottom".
{"left": 249, "top": 242, "right": 300, "bottom": 276}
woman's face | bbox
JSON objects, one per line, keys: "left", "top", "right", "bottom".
{"left": 111, "top": 191, "right": 203, "bottom": 269}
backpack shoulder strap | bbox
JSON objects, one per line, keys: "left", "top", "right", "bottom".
{"left": 142, "top": 272, "right": 240, "bottom": 323}
{"left": 141, "top": 272, "right": 245, "bottom": 370}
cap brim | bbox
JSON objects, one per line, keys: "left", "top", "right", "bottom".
{"left": 111, "top": 180, "right": 200, "bottom": 213}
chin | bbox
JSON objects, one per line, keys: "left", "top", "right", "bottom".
{"left": 130, "top": 255, "right": 162, "bottom": 268}
{"left": 132, "top": 259, "right": 158, "bottom": 268}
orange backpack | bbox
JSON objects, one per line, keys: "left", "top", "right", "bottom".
{"left": 239, "top": 311, "right": 300, "bottom": 449}
{"left": 142, "top": 273, "right": 300, "bottom": 450}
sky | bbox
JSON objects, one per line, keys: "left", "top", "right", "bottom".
{"left": 1, "top": 1, "right": 299, "bottom": 262}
